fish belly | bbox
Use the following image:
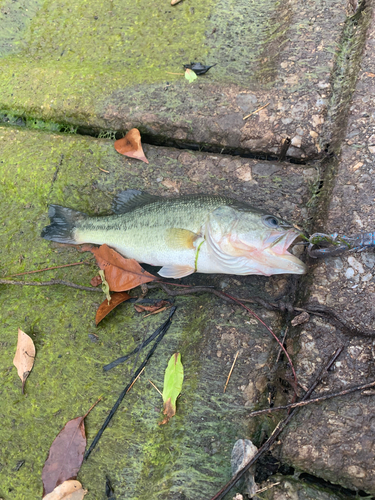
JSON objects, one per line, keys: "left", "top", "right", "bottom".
{"left": 75, "top": 224, "right": 196, "bottom": 268}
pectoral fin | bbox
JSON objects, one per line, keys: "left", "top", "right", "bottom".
{"left": 158, "top": 264, "right": 195, "bottom": 279}
{"left": 165, "top": 228, "right": 200, "bottom": 250}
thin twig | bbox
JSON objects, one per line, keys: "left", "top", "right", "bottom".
{"left": 0, "top": 279, "right": 102, "bottom": 292}
{"left": 5, "top": 261, "right": 91, "bottom": 278}
{"left": 276, "top": 327, "right": 288, "bottom": 363}
{"left": 208, "top": 348, "right": 342, "bottom": 500}
{"left": 223, "top": 292, "right": 298, "bottom": 395}
{"left": 248, "top": 378, "right": 375, "bottom": 417}
{"left": 224, "top": 350, "right": 240, "bottom": 393}
{"left": 152, "top": 283, "right": 298, "bottom": 391}
{"left": 83, "top": 396, "right": 103, "bottom": 419}
{"left": 85, "top": 307, "right": 177, "bottom": 460}
{"left": 126, "top": 367, "right": 145, "bottom": 393}
{"left": 243, "top": 102, "right": 270, "bottom": 120}
{"left": 149, "top": 283, "right": 375, "bottom": 337}
{"left": 150, "top": 283, "right": 300, "bottom": 392}
{"left": 99, "top": 168, "right": 109, "bottom": 173}
{"left": 255, "top": 482, "right": 281, "bottom": 494}
{"left": 143, "top": 306, "right": 170, "bottom": 318}
{"left": 148, "top": 379, "right": 163, "bottom": 397}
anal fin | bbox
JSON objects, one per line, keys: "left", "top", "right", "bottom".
{"left": 158, "top": 264, "right": 195, "bottom": 279}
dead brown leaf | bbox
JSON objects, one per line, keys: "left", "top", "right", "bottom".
{"left": 161, "top": 178, "right": 180, "bottom": 193}
{"left": 42, "top": 480, "right": 87, "bottom": 500}
{"left": 96, "top": 291, "right": 131, "bottom": 325}
{"left": 42, "top": 417, "right": 87, "bottom": 496}
{"left": 13, "top": 328, "right": 35, "bottom": 394}
{"left": 291, "top": 311, "right": 310, "bottom": 326}
{"left": 134, "top": 300, "right": 170, "bottom": 314}
{"left": 87, "top": 244, "right": 158, "bottom": 292}
{"left": 114, "top": 128, "right": 149, "bottom": 163}
{"left": 90, "top": 275, "right": 102, "bottom": 287}
{"left": 159, "top": 397, "right": 175, "bottom": 425}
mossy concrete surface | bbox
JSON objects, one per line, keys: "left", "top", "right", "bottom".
{"left": 0, "top": 0, "right": 349, "bottom": 157}
{"left": 0, "top": 126, "right": 314, "bottom": 499}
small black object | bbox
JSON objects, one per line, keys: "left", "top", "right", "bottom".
{"left": 183, "top": 62, "right": 217, "bottom": 75}
{"left": 278, "top": 137, "right": 291, "bottom": 162}
{"left": 14, "top": 460, "right": 25, "bottom": 471}
{"left": 105, "top": 475, "right": 115, "bottom": 499}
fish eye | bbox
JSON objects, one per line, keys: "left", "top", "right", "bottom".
{"left": 262, "top": 215, "right": 279, "bottom": 228}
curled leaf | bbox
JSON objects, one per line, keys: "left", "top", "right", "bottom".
{"left": 134, "top": 300, "right": 170, "bottom": 314}
{"left": 90, "top": 275, "right": 102, "bottom": 287}
{"left": 87, "top": 244, "right": 157, "bottom": 292}
{"left": 13, "top": 328, "right": 35, "bottom": 394}
{"left": 114, "top": 128, "right": 149, "bottom": 164}
{"left": 160, "top": 353, "right": 184, "bottom": 425}
{"left": 43, "top": 480, "right": 87, "bottom": 500}
{"left": 96, "top": 291, "right": 131, "bottom": 325}
{"left": 291, "top": 311, "right": 310, "bottom": 326}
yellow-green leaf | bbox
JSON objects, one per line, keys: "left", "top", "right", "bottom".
{"left": 99, "top": 270, "right": 111, "bottom": 304}
{"left": 185, "top": 68, "right": 197, "bottom": 83}
{"left": 160, "top": 353, "right": 184, "bottom": 424}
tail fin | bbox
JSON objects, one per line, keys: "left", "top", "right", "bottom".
{"left": 41, "top": 205, "right": 87, "bottom": 243}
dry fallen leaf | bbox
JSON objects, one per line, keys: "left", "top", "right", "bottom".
{"left": 86, "top": 244, "right": 157, "bottom": 292}
{"left": 43, "top": 480, "right": 87, "bottom": 500}
{"left": 42, "top": 417, "right": 87, "bottom": 496}
{"left": 134, "top": 300, "right": 170, "bottom": 314}
{"left": 291, "top": 311, "right": 310, "bottom": 326}
{"left": 13, "top": 328, "right": 35, "bottom": 394}
{"left": 161, "top": 178, "right": 180, "bottom": 193}
{"left": 96, "top": 291, "right": 131, "bottom": 325}
{"left": 90, "top": 275, "right": 102, "bottom": 287}
{"left": 114, "top": 128, "right": 149, "bottom": 163}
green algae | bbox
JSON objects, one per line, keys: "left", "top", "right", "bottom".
{"left": 0, "top": 0, "right": 215, "bottom": 125}
{"left": 1, "top": 126, "right": 280, "bottom": 499}
{"left": 0, "top": 0, "right": 304, "bottom": 129}
{"left": 0, "top": 0, "right": 43, "bottom": 57}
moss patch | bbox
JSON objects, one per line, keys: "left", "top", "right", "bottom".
{"left": 1, "top": 126, "right": 290, "bottom": 499}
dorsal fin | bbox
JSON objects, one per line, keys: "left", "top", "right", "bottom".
{"left": 112, "top": 189, "right": 160, "bottom": 214}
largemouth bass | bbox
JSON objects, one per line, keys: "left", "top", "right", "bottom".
{"left": 41, "top": 190, "right": 306, "bottom": 278}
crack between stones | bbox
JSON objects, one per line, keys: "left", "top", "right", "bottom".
{"left": 0, "top": 112, "right": 309, "bottom": 165}
{"left": 314, "top": 2, "right": 374, "bottom": 228}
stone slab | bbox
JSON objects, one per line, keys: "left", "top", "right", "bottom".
{"left": 258, "top": 476, "right": 353, "bottom": 500}
{"left": 0, "top": 126, "right": 314, "bottom": 499}
{"left": 0, "top": 0, "right": 349, "bottom": 158}
{"left": 278, "top": 9, "right": 375, "bottom": 495}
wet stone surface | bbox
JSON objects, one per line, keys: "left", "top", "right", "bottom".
{"left": 0, "top": 126, "right": 312, "bottom": 499}
{"left": 1, "top": 0, "right": 375, "bottom": 497}
{"left": 278, "top": 11, "right": 375, "bottom": 495}
{"left": 254, "top": 476, "right": 354, "bottom": 500}
{"left": 0, "top": 0, "right": 347, "bottom": 157}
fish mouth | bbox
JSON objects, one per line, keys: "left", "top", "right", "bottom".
{"left": 263, "top": 229, "right": 306, "bottom": 274}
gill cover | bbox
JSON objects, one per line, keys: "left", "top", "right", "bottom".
{"left": 205, "top": 206, "right": 306, "bottom": 275}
